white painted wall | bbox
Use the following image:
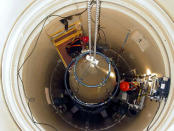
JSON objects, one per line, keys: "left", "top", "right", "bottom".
{"left": 0, "top": 0, "right": 33, "bottom": 130}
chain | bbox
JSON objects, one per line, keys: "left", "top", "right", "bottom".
{"left": 88, "top": 0, "right": 100, "bottom": 59}
{"left": 93, "top": 0, "right": 100, "bottom": 59}
{"left": 88, "top": 0, "right": 92, "bottom": 56}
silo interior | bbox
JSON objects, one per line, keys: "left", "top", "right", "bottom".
{"left": 20, "top": 5, "right": 168, "bottom": 131}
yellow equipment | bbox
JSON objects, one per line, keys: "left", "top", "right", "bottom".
{"left": 50, "top": 21, "right": 83, "bottom": 67}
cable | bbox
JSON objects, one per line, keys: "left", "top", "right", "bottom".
{"left": 91, "top": 1, "right": 130, "bottom": 66}
{"left": 116, "top": 31, "right": 131, "bottom": 66}
{"left": 146, "top": 100, "right": 167, "bottom": 131}
{"left": 28, "top": 102, "right": 58, "bottom": 131}
{"left": 17, "top": 17, "right": 57, "bottom": 129}
{"left": 89, "top": 2, "right": 131, "bottom": 71}
{"left": 17, "top": 4, "right": 91, "bottom": 131}
{"left": 50, "top": 4, "right": 91, "bottom": 19}
{"left": 99, "top": 28, "right": 107, "bottom": 45}
{"left": 17, "top": 71, "right": 58, "bottom": 131}
{"left": 17, "top": 72, "right": 30, "bottom": 100}
{"left": 146, "top": 102, "right": 161, "bottom": 131}
{"left": 50, "top": 8, "right": 87, "bottom": 19}
{"left": 18, "top": 17, "right": 48, "bottom": 72}
{"left": 18, "top": 71, "right": 58, "bottom": 130}
{"left": 107, "top": 49, "right": 132, "bottom": 71}
{"left": 18, "top": 7, "right": 89, "bottom": 72}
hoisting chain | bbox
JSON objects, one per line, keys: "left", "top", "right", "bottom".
{"left": 88, "top": 0, "right": 100, "bottom": 59}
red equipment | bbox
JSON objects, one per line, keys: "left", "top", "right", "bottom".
{"left": 120, "top": 81, "right": 136, "bottom": 92}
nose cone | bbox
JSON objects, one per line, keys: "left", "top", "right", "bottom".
{"left": 69, "top": 53, "right": 117, "bottom": 104}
